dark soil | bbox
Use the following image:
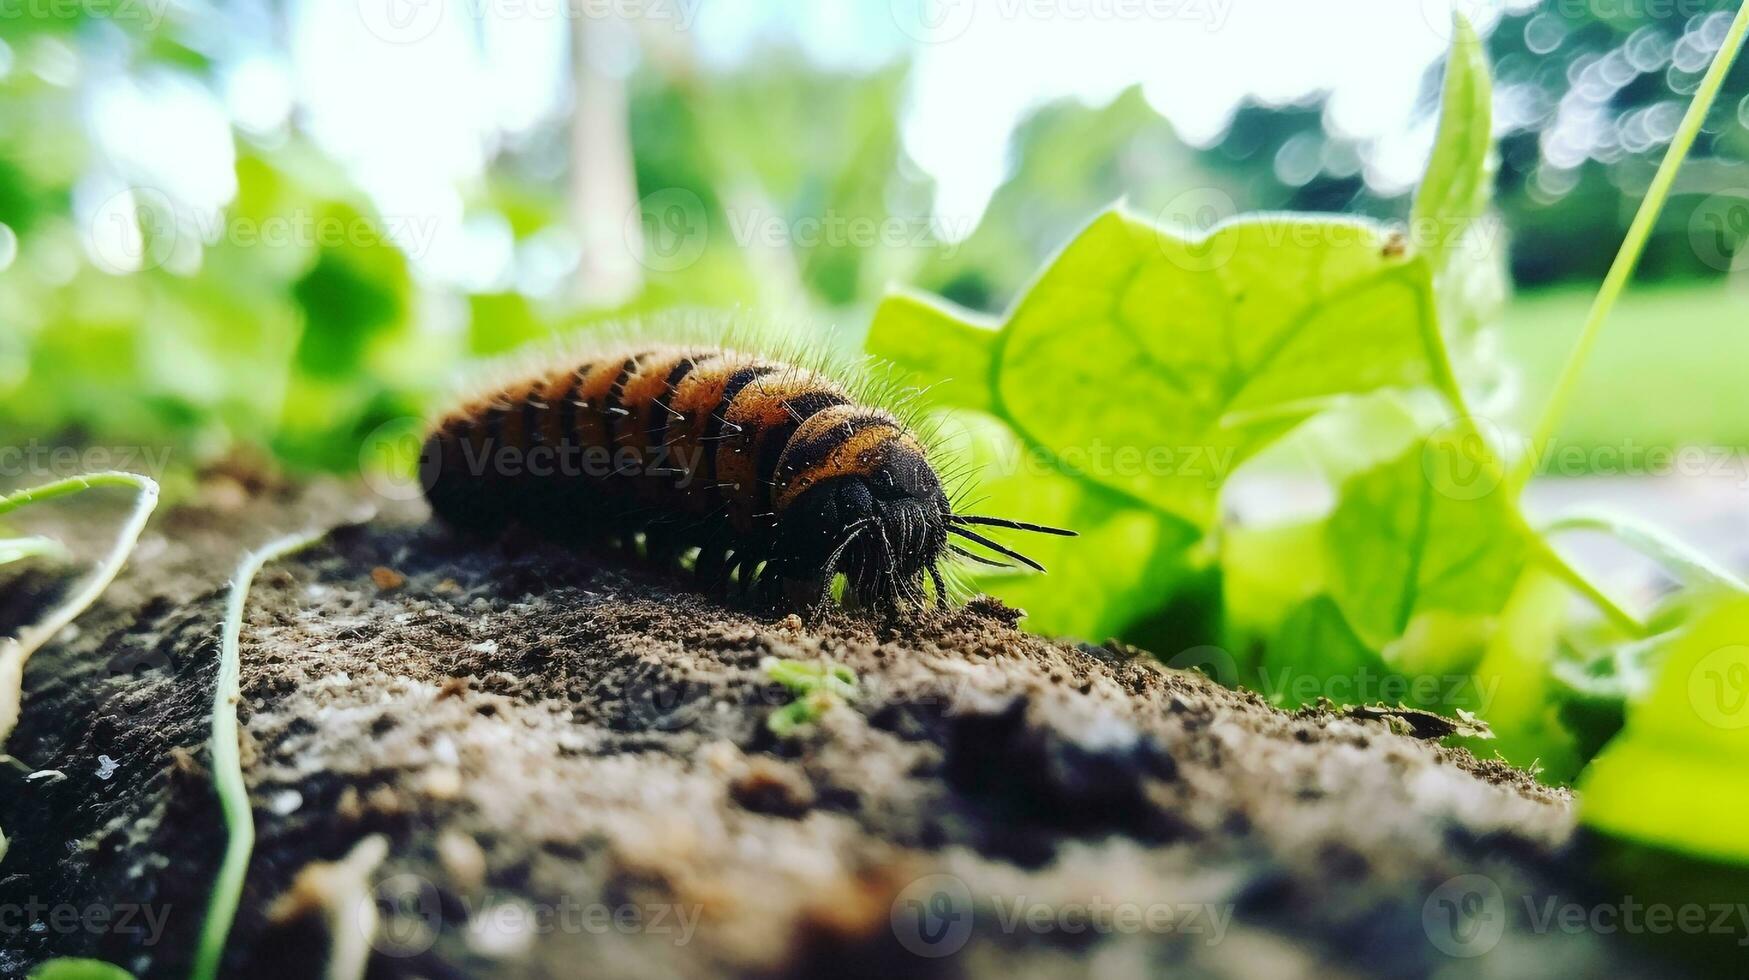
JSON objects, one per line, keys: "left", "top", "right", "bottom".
{"left": 0, "top": 480, "right": 1677, "bottom": 979}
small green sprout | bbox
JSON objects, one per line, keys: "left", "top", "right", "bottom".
{"left": 761, "top": 656, "right": 858, "bottom": 737}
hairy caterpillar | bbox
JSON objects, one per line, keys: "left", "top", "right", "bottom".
{"left": 419, "top": 343, "right": 1072, "bottom": 615}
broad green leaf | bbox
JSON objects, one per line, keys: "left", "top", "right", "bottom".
{"left": 1324, "top": 428, "right": 1528, "bottom": 652}
{"left": 1221, "top": 518, "right": 1326, "bottom": 638}
{"left": 1258, "top": 596, "right": 1378, "bottom": 709}
{"left": 865, "top": 290, "right": 998, "bottom": 413}
{"left": 992, "top": 210, "right": 1434, "bottom": 525}
{"left": 1581, "top": 597, "right": 1749, "bottom": 864}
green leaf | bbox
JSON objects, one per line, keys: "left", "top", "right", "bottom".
{"left": 289, "top": 204, "right": 411, "bottom": 379}
{"left": 1324, "top": 428, "right": 1528, "bottom": 652}
{"left": 27, "top": 960, "right": 136, "bottom": 980}
{"left": 984, "top": 209, "right": 1436, "bottom": 525}
{"left": 1464, "top": 566, "right": 1582, "bottom": 782}
{"left": 1581, "top": 597, "right": 1749, "bottom": 864}
{"left": 1411, "top": 12, "right": 1492, "bottom": 276}
{"left": 866, "top": 290, "right": 998, "bottom": 413}
{"left": 1258, "top": 596, "right": 1378, "bottom": 708}
{"left": 1413, "top": 11, "right": 1509, "bottom": 404}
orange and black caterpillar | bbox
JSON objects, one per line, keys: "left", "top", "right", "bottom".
{"left": 419, "top": 344, "right": 1073, "bottom": 615}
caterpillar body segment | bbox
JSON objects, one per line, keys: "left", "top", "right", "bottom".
{"left": 421, "top": 344, "right": 1073, "bottom": 615}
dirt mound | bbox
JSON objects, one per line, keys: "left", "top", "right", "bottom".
{"left": 0, "top": 486, "right": 1665, "bottom": 978}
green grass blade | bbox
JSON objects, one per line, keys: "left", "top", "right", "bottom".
{"left": 0, "top": 471, "right": 160, "bottom": 751}
{"left": 1515, "top": 0, "right": 1749, "bottom": 489}
{"left": 192, "top": 529, "right": 327, "bottom": 980}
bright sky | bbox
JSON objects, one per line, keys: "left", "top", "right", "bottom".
{"left": 899, "top": 0, "right": 1530, "bottom": 235}
{"left": 84, "top": 0, "right": 1534, "bottom": 279}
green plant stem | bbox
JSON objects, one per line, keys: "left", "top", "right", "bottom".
{"left": 1514, "top": 0, "right": 1749, "bottom": 491}
{"left": 1416, "top": 273, "right": 1650, "bottom": 637}
{"left": 0, "top": 472, "right": 160, "bottom": 751}
{"left": 193, "top": 530, "right": 327, "bottom": 980}
{"left": 1523, "top": 531, "right": 1646, "bottom": 637}
{"left": 1544, "top": 510, "right": 1748, "bottom": 593}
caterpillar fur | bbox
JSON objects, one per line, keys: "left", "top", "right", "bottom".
{"left": 418, "top": 339, "right": 1073, "bottom": 616}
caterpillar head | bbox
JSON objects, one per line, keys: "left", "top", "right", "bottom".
{"left": 773, "top": 410, "right": 1072, "bottom": 612}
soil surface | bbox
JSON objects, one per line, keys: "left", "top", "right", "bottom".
{"left": 0, "top": 479, "right": 1682, "bottom": 979}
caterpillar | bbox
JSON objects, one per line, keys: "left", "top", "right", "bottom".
{"left": 419, "top": 343, "right": 1073, "bottom": 615}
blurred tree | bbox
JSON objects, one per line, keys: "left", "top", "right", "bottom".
{"left": 1185, "top": 2, "right": 1749, "bottom": 286}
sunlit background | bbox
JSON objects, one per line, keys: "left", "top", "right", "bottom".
{"left": 3, "top": 0, "right": 1748, "bottom": 476}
